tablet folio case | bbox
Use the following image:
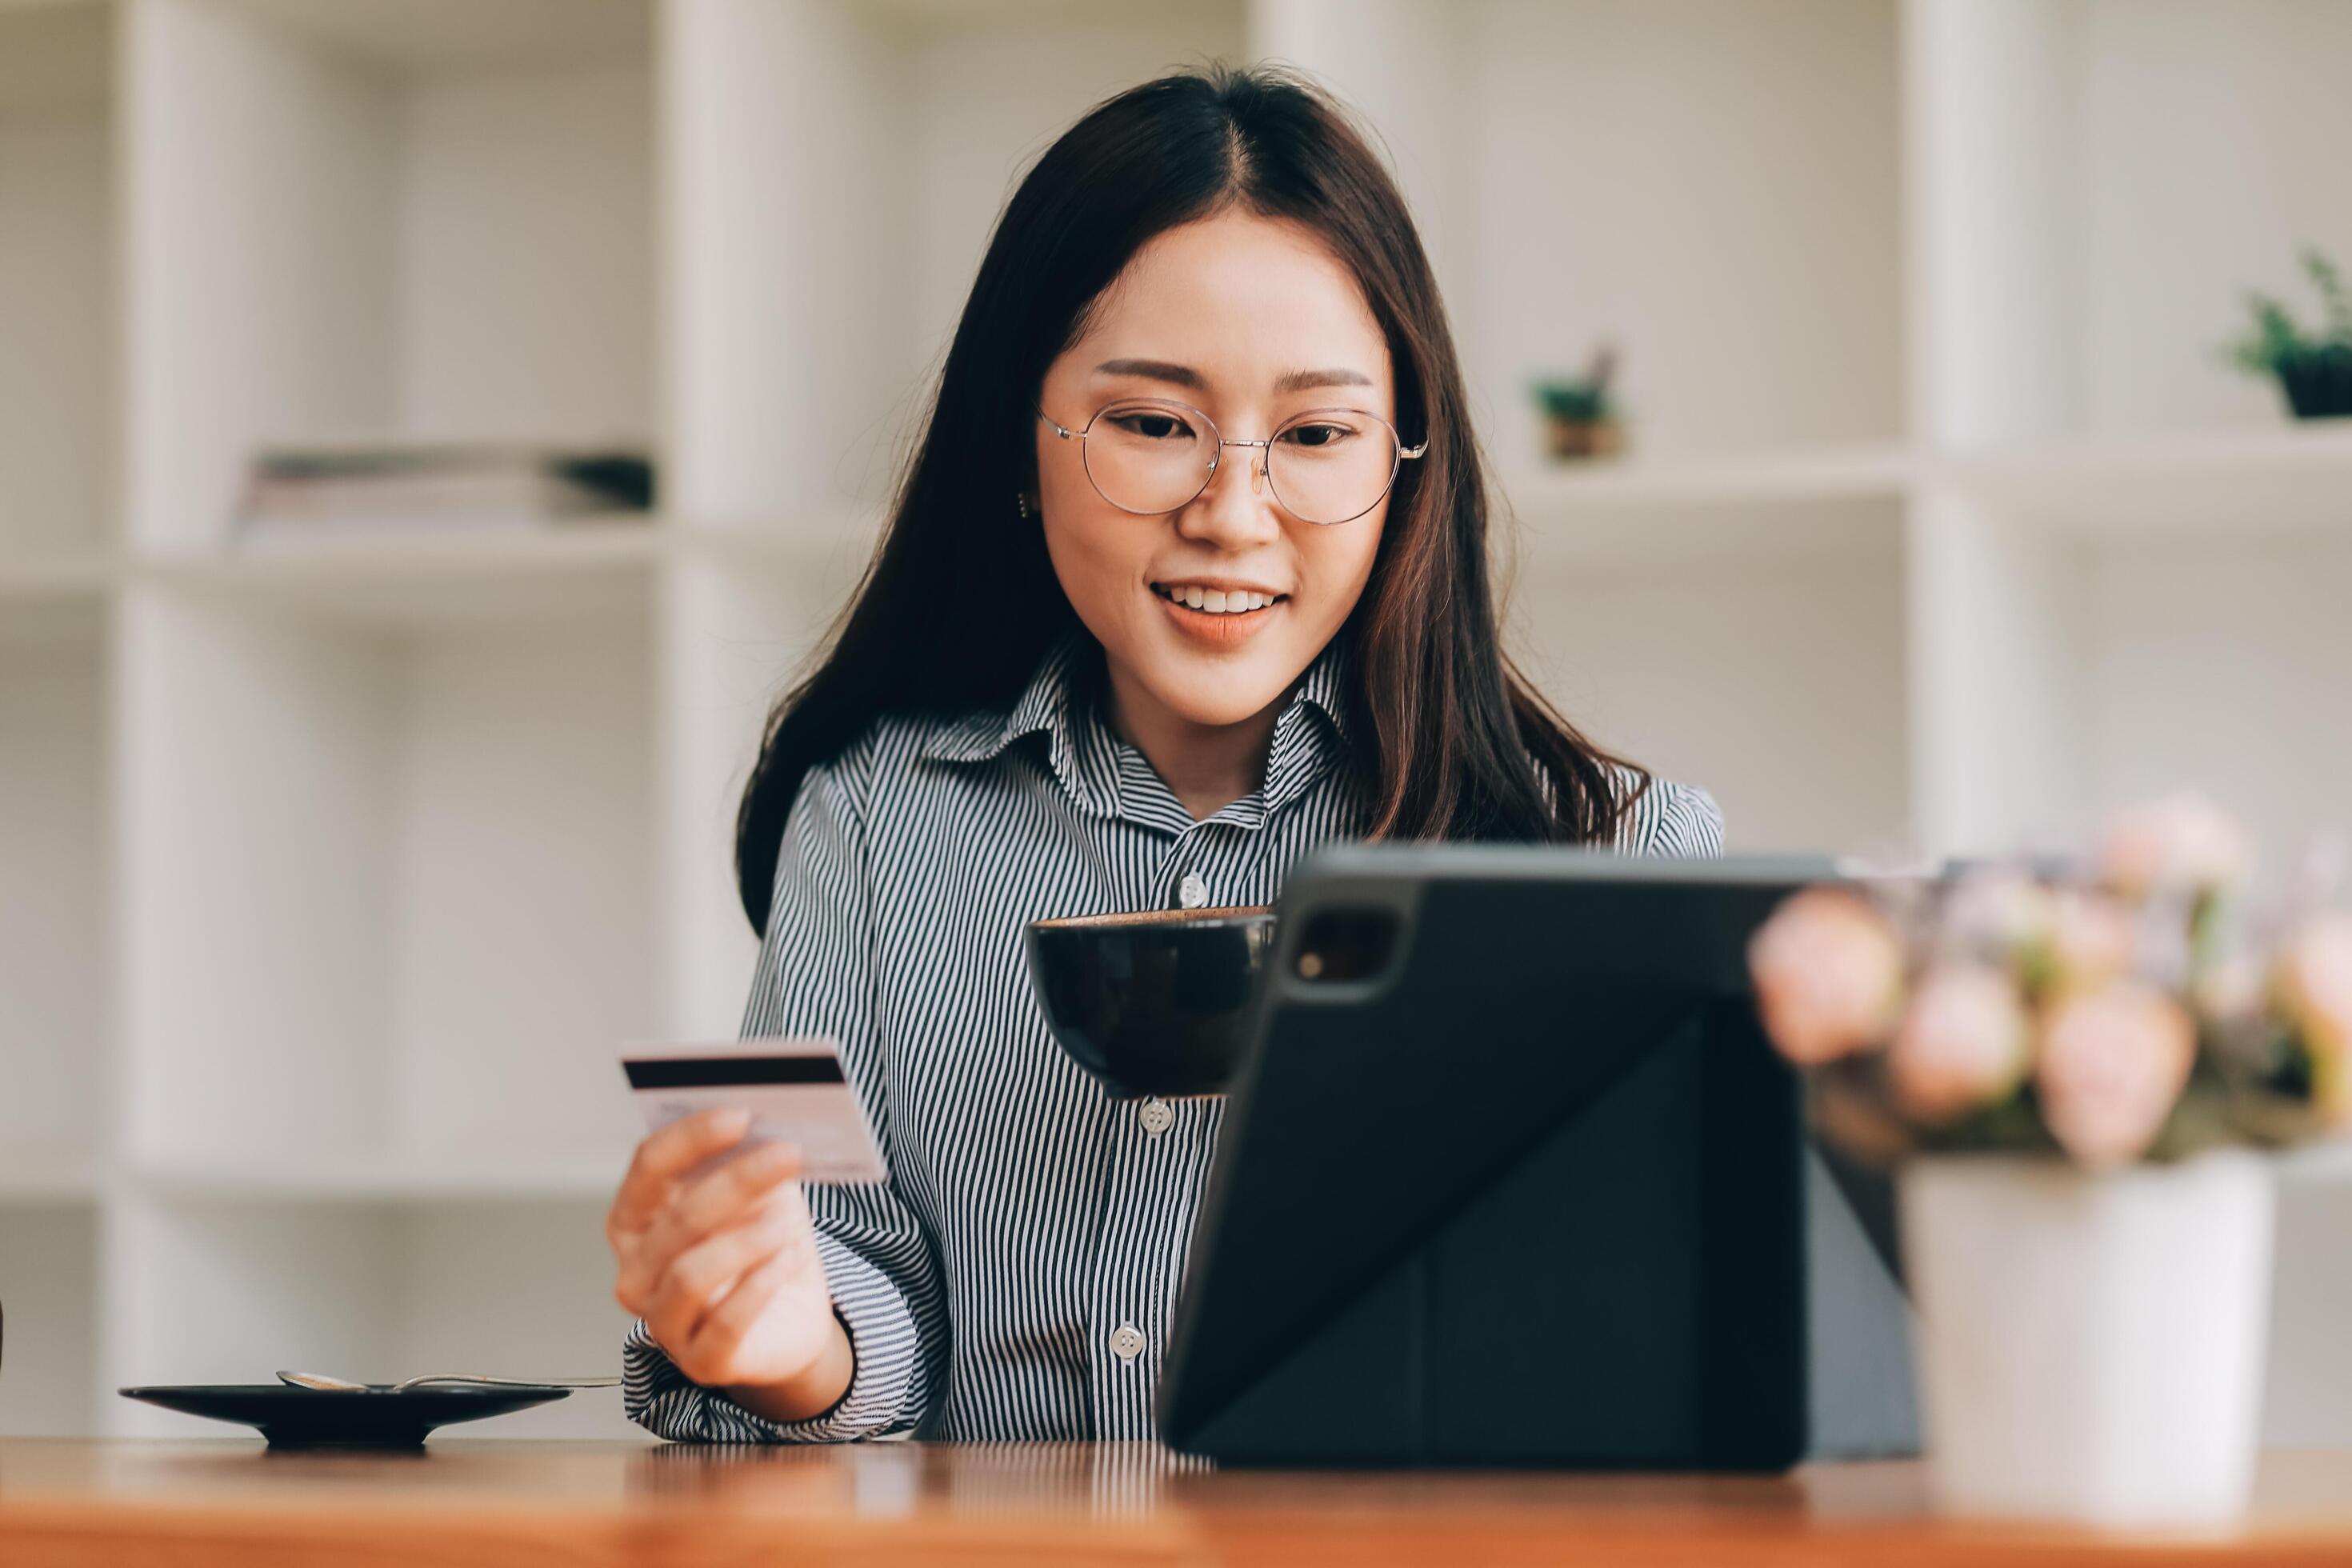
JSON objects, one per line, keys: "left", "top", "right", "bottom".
{"left": 1154, "top": 853, "right": 1920, "bottom": 1469}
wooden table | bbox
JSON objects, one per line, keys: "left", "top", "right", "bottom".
{"left": 4, "top": 1439, "right": 2352, "bottom": 1566}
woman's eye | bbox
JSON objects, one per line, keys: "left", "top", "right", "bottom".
{"left": 1111, "top": 412, "right": 1193, "bottom": 442}
{"left": 1280, "top": 423, "right": 1354, "bottom": 450}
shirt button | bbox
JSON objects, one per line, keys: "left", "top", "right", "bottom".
{"left": 1110, "top": 1324, "right": 1146, "bottom": 1362}
{"left": 1139, "top": 1098, "right": 1174, "bottom": 1137}
{"left": 1177, "top": 872, "right": 1208, "bottom": 910}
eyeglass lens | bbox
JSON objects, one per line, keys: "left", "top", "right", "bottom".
{"left": 1081, "top": 402, "right": 1401, "bottom": 524}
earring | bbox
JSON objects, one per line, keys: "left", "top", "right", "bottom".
{"left": 1016, "top": 490, "right": 1032, "bottom": 519}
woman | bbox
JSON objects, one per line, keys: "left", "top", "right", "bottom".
{"left": 606, "top": 64, "right": 1722, "bottom": 1443}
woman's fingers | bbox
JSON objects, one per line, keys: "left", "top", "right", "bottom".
{"left": 682, "top": 1247, "right": 803, "bottom": 1370}
{"left": 607, "top": 1107, "right": 753, "bottom": 1237}
{"left": 615, "top": 1141, "right": 805, "bottom": 1310}
{"left": 645, "top": 1139, "right": 803, "bottom": 1254}
{"left": 641, "top": 1199, "right": 809, "bottom": 1347}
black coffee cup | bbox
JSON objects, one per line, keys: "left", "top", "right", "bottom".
{"left": 1025, "top": 906, "right": 1277, "bottom": 1098}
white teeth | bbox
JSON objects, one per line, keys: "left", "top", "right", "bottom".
{"left": 1158, "top": 585, "right": 1278, "bottom": 614}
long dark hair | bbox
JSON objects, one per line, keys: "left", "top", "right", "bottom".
{"left": 735, "top": 62, "right": 1649, "bottom": 935}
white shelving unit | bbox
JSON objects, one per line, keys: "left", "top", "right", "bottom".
{"left": 1, "top": 0, "right": 2346, "bottom": 1443}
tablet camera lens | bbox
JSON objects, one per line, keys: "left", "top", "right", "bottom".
{"left": 1293, "top": 907, "right": 1399, "bottom": 983}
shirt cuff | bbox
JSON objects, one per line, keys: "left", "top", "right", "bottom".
{"left": 622, "top": 1230, "right": 925, "bottom": 1443}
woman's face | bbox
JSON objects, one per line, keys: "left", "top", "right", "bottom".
{"left": 1033, "top": 210, "right": 1395, "bottom": 734}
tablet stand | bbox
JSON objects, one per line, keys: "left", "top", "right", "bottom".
{"left": 1164, "top": 1006, "right": 1918, "bottom": 1467}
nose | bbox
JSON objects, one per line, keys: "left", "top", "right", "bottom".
{"left": 1174, "top": 439, "right": 1283, "bottom": 549}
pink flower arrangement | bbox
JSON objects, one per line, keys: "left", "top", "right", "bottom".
{"left": 2036, "top": 982, "right": 2197, "bottom": 1169}
{"left": 2275, "top": 914, "right": 2352, "bottom": 1122}
{"left": 1747, "top": 886, "right": 1905, "bottom": 1066}
{"left": 1890, "top": 963, "right": 2031, "bottom": 1124}
{"left": 2099, "top": 792, "right": 2256, "bottom": 899}
{"left": 1749, "top": 794, "right": 2352, "bottom": 1168}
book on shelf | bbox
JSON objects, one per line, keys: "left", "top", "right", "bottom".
{"left": 234, "top": 441, "right": 657, "bottom": 542}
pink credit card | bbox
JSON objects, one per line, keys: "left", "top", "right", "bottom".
{"left": 621, "top": 1037, "right": 889, "bottom": 1185}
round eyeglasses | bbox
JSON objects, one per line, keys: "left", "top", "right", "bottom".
{"left": 1037, "top": 398, "right": 1426, "bottom": 526}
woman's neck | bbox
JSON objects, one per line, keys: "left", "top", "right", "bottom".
{"left": 1098, "top": 656, "right": 1289, "bottom": 822}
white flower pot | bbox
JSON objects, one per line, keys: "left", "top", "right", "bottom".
{"left": 1898, "top": 1149, "right": 2275, "bottom": 1527}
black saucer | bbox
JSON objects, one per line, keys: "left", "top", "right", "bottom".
{"left": 118, "top": 1384, "right": 571, "bottom": 1448}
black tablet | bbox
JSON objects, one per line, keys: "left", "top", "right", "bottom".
{"left": 1154, "top": 845, "right": 1918, "bottom": 1469}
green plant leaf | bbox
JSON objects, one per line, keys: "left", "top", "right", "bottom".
{"left": 2230, "top": 291, "right": 2309, "bottom": 375}
{"left": 2302, "top": 245, "right": 2352, "bottom": 342}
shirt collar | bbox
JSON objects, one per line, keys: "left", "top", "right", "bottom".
{"left": 1255, "top": 630, "right": 1354, "bottom": 818}
{"left": 915, "top": 626, "right": 1093, "bottom": 774}
{"left": 918, "top": 624, "right": 1356, "bottom": 825}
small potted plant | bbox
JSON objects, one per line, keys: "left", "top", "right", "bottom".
{"left": 2227, "top": 246, "right": 2352, "bottom": 419}
{"left": 1530, "top": 344, "right": 1623, "bottom": 460}
{"left": 1747, "top": 794, "right": 2350, "bottom": 1527}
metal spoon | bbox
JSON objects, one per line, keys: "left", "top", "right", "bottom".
{"left": 277, "top": 1369, "right": 620, "bottom": 1393}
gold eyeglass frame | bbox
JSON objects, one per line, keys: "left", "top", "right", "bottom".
{"left": 1035, "top": 398, "right": 1428, "bottom": 525}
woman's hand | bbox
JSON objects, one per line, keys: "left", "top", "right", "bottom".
{"left": 607, "top": 1107, "right": 855, "bottom": 1421}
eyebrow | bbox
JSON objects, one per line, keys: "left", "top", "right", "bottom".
{"left": 1091, "top": 358, "right": 1374, "bottom": 394}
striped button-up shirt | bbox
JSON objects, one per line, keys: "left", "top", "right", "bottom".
{"left": 623, "top": 626, "right": 1725, "bottom": 1442}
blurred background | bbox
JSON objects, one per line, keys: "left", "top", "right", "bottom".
{"left": 1, "top": 0, "right": 2348, "bottom": 1439}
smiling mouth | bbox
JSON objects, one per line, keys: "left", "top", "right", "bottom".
{"left": 1150, "top": 583, "right": 1288, "bottom": 615}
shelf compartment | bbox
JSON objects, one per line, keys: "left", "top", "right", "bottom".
{"left": 115, "top": 579, "right": 658, "bottom": 1181}
{"left": 1910, "top": 0, "right": 2352, "bottom": 447}
{"left": 0, "top": 1204, "right": 100, "bottom": 1436}
{"left": 124, "top": 0, "right": 656, "bottom": 552}
{"left": 2070, "top": 0, "right": 2352, "bottom": 442}
{"left": 2078, "top": 526, "right": 2352, "bottom": 874}
{"left": 1910, "top": 481, "right": 2352, "bottom": 874}
{"left": 1506, "top": 500, "right": 1913, "bottom": 858}
{"left": 0, "top": 0, "right": 114, "bottom": 570}
{"left": 0, "top": 600, "right": 111, "bottom": 1191}
{"left": 1456, "top": 0, "right": 1903, "bottom": 469}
